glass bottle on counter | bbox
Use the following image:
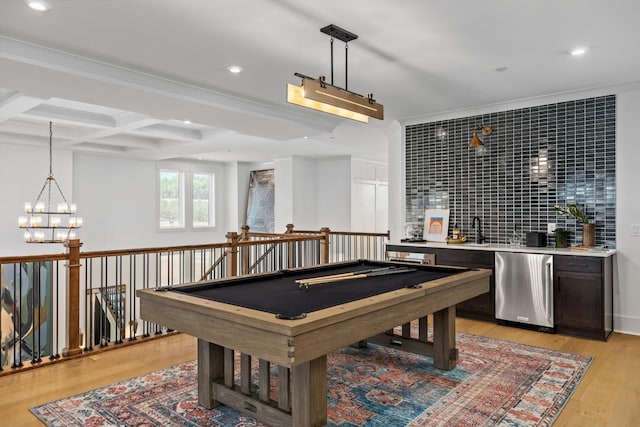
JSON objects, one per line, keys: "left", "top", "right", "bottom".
{"left": 509, "top": 224, "right": 522, "bottom": 246}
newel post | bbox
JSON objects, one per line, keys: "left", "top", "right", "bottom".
{"left": 320, "top": 227, "right": 330, "bottom": 265}
{"left": 226, "top": 231, "right": 239, "bottom": 277}
{"left": 64, "top": 238, "right": 83, "bottom": 356}
{"left": 286, "top": 224, "right": 295, "bottom": 267}
{"left": 240, "top": 225, "right": 250, "bottom": 275}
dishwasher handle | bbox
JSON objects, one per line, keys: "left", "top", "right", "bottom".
{"left": 546, "top": 260, "right": 553, "bottom": 317}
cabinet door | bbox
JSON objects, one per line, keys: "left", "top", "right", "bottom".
{"left": 554, "top": 271, "right": 603, "bottom": 330}
{"left": 434, "top": 249, "right": 495, "bottom": 320}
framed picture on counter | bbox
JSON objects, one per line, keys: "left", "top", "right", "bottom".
{"left": 423, "top": 209, "right": 449, "bottom": 242}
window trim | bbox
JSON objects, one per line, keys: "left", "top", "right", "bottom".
{"left": 158, "top": 168, "right": 186, "bottom": 230}
{"left": 157, "top": 163, "right": 218, "bottom": 232}
{"left": 191, "top": 171, "right": 215, "bottom": 229}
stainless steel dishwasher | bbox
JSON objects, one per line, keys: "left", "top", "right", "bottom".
{"left": 495, "top": 252, "right": 554, "bottom": 330}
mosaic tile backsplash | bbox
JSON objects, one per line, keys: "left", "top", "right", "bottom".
{"left": 405, "top": 95, "right": 616, "bottom": 248}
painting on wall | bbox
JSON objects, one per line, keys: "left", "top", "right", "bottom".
{"left": 423, "top": 209, "right": 449, "bottom": 242}
{"left": 245, "top": 169, "right": 275, "bottom": 233}
{"left": 1, "top": 262, "right": 52, "bottom": 368}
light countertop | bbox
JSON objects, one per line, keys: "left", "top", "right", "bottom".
{"left": 387, "top": 241, "right": 617, "bottom": 257}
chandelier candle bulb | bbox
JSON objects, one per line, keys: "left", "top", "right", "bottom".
{"left": 70, "top": 203, "right": 76, "bottom": 214}
{"left": 35, "top": 202, "right": 45, "bottom": 213}
{"left": 24, "top": 202, "right": 32, "bottom": 213}
{"left": 34, "top": 231, "right": 45, "bottom": 242}
{"left": 18, "top": 216, "right": 27, "bottom": 227}
{"left": 24, "top": 231, "right": 32, "bottom": 242}
{"left": 50, "top": 217, "right": 61, "bottom": 227}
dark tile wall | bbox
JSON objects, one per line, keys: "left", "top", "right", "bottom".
{"left": 405, "top": 95, "right": 616, "bottom": 248}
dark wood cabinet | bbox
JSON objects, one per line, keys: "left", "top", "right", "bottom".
{"left": 386, "top": 245, "right": 615, "bottom": 340}
{"left": 387, "top": 245, "right": 495, "bottom": 322}
{"left": 553, "top": 255, "right": 613, "bottom": 341}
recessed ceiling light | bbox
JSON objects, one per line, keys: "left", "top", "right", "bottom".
{"left": 226, "top": 65, "right": 243, "bottom": 74}
{"left": 183, "top": 120, "right": 191, "bottom": 125}
{"left": 25, "top": 0, "right": 52, "bottom": 11}
{"left": 570, "top": 46, "right": 588, "bottom": 56}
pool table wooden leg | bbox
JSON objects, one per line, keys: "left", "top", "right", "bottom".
{"left": 432, "top": 306, "right": 458, "bottom": 370}
{"left": 291, "top": 355, "right": 328, "bottom": 427}
{"left": 197, "top": 338, "right": 224, "bottom": 408}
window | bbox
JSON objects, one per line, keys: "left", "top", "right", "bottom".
{"left": 158, "top": 167, "right": 216, "bottom": 230}
{"left": 159, "top": 169, "right": 185, "bottom": 229}
{"left": 192, "top": 172, "right": 215, "bottom": 228}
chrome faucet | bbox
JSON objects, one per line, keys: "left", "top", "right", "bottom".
{"left": 472, "top": 216, "right": 486, "bottom": 244}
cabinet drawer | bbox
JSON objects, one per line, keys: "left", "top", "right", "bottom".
{"left": 436, "top": 249, "right": 494, "bottom": 267}
{"left": 554, "top": 255, "right": 602, "bottom": 273}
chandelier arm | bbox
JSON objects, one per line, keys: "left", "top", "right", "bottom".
{"left": 51, "top": 177, "right": 70, "bottom": 204}
{"left": 33, "top": 177, "right": 51, "bottom": 205}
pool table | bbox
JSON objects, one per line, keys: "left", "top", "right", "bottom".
{"left": 137, "top": 259, "right": 491, "bottom": 427}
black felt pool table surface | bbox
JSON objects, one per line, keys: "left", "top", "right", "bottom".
{"left": 171, "top": 260, "right": 468, "bottom": 319}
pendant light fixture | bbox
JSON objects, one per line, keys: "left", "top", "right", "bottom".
{"left": 18, "top": 122, "right": 82, "bottom": 243}
{"left": 287, "top": 24, "right": 384, "bottom": 123}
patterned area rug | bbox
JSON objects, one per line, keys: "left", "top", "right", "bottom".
{"left": 31, "top": 332, "right": 592, "bottom": 426}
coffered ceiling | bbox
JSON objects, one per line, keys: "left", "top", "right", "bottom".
{"left": 1, "top": 0, "right": 639, "bottom": 163}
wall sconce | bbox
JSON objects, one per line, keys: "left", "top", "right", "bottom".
{"left": 469, "top": 126, "right": 493, "bottom": 147}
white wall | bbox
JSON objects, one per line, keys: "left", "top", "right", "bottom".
{"left": 73, "top": 154, "right": 228, "bottom": 251}
{"left": 615, "top": 90, "right": 640, "bottom": 334}
{"left": 387, "top": 121, "right": 404, "bottom": 241}
{"left": 274, "top": 157, "right": 293, "bottom": 232}
{"left": 390, "top": 88, "right": 640, "bottom": 335}
{"left": 292, "top": 157, "right": 317, "bottom": 230}
{"left": 317, "top": 157, "right": 351, "bottom": 231}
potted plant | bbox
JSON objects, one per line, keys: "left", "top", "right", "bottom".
{"left": 554, "top": 204, "right": 595, "bottom": 247}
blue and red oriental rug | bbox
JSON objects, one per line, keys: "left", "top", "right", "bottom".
{"left": 31, "top": 331, "right": 591, "bottom": 426}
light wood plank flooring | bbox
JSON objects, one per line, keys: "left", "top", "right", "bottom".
{"left": 1, "top": 318, "right": 639, "bottom": 426}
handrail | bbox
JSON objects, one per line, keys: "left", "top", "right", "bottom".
{"left": 0, "top": 253, "right": 69, "bottom": 263}
{"left": 0, "top": 225, "right": 389, "bottom": 375}
{"left": 293, "top": 229, "right": 390, "bottom": 238}
{"left": 79, "top": 241, "right": 232, "bottom": 259}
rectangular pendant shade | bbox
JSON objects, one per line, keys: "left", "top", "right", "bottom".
{"left": 287, "top": 76, "right": 384, "bottom": 123}
{"left": 287, "top": 84, "right": 369, "bottom": 123}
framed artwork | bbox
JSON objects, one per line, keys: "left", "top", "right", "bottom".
{"left": 423, "top": 209, "right": 450, "bottom": 242}
{"left": 245, "top": 169, "right": 275, "bottom": 233}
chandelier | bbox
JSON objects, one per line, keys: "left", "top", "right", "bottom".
{"left": 18, "top": 122, "right": 82, "bottom": 243}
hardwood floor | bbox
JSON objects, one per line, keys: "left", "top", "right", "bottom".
{"left": 1, "top": 319, "right": 639, "bottom": 426}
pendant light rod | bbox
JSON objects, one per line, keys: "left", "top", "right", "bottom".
{"left": 321, "top": 24, "right": 357, "bottom": 90}
{"left": 345, "top": 42, "right": 348, "bottom": 91}
{"left": 330, "top": 37, "right": 334, "bottom": 86}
